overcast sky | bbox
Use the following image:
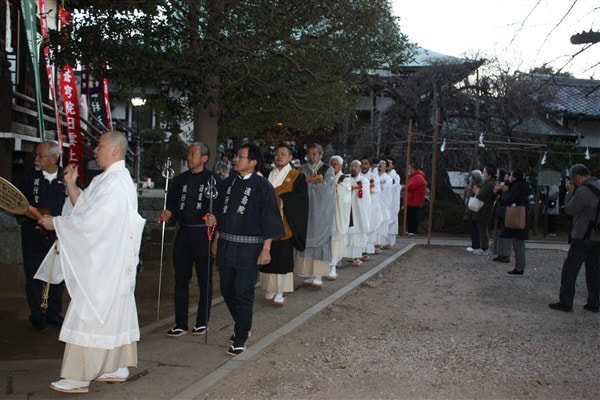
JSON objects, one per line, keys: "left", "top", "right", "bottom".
{"left": 390, "top": 0, "right": 598, "bottom": 79}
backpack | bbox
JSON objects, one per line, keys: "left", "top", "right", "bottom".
{"left": 583, "top": 182, "right": 600, "bottom": 238}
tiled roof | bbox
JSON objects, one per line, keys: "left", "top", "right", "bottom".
{"left": 514, "top": 115, "right": 577, "bottom": 137}
{"left": 529, "top": 74, "right": 600, "bottom": 118}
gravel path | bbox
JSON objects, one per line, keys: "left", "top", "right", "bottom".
{"left": 202, "top": 245, "right": 600, "bottom": 400}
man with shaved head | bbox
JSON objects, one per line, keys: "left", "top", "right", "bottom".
{"left": 345, "top": 160, "right": 371, "bottom": 265}
{"left": 38, "top": 131, "right": 146, "bottom": 393}
{"left": 328, "top": 155, "right": 351, "bottom": 280}
{"left": 294, "top": 143, "right": 336, "bottom": 288}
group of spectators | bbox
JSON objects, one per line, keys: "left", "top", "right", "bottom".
{"left": 463, "top": 164, "right": 532, "bottom": 276}
{"left": 462, "top": 163, "right": 599, "bottom": 313}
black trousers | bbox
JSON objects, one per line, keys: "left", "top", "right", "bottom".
{"left": 22, "top": 234, "right": 64, "bottom": 323}
{"left": 219, "top": 266, "right": 258, "bottom": 347}
{"left": 559, "top": 239, "right": 600, "bottom": 309}
{"left": 172, "top": 227, "right": 212, "bottom": 329}
{"left": 406, "top": 206, "right": 420, "bottom": 234}
{"left": 468, "top": 220, "right": 481, "bottom": 249}
{"left": 547, "top": 214, "right": 557, "bottom": 234}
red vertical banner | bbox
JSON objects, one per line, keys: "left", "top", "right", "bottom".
{"left": 60, "top": 65, "right": 84, "bottom": 185}
{"left": 38, "top": 0, "right": 63, "bottom": 164}
{"left": 103, "top": 78, "right": 113, "bottom": 130}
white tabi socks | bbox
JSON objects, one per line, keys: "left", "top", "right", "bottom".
{"left": 327, "top": 265, "right": 338, "bottom": 280}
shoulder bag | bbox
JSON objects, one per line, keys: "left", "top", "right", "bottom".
{"left": 505, "top": 205, "right": 526, "bottom": 229}
{"left": 468, "top": 196, "right": 484, "bottom": 212}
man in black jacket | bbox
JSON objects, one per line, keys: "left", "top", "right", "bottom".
{"left": 159, "top": 142, "right": 220, "bottom": 336}
{"left": 16, "top": 141, "right": 66, "bottom": 331}
{"left": 549, "top": 164, "right": 600, "bottom": 312}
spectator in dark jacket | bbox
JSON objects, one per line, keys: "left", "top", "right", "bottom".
{"left": 401, "top": 163, "right": 427, "bottom": 235}
{"left": 498, "top": 169, "right": 532, "bottom": 276}
{"left": 491, "top": 168, "right": 511, "bottom": 263}
{"left": 549, "top": 164, "right": 599, "bottom": 312}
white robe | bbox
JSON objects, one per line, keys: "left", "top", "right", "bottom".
{"left": 361, "top": 170, "right": 381, "bottom": 251}
{"left": 35, "top": 160, "right": 145, "bottom": 350}
{"left": 377, "top": 172, "right": 392, "bottom": 242}
{"left": 386, "top": 169, "right": 401, "bottom": 245}
{"left": 345, "top": 176, "right": 371, "bottom": 259}
{"left": 331, "top": 171, "right": 352, "bottom": 262}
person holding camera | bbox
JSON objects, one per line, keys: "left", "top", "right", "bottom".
{"left": 491, "top": 168, "right": 512, "bottom": 263}
{"left": 497, "top": 169, "right": 532, "bottom": 276}
{"left": 549, "top": 164, "right": 599, "bottom": 313}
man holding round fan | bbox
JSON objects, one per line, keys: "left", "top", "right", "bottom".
{"left": 15, "top": 140, "right": 66, "bottom": 331}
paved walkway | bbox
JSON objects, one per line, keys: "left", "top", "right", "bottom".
{"left": 0, "top": 236, "right": 569, "bottom": 399}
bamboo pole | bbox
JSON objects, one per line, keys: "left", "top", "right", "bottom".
{"left": 403, "top": 119, "right": 413, "bottom": 236}
{"left": 427, "top": 84, "right": 441, "bottom": 246}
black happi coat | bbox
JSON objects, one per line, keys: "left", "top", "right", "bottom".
{"left": 16, "top": 168, "right": 67, "bottom": 251}
{"left": 215, "top": 173, "right": 284, "bottom": 269}
{"left": 166, "top": 169, "right": 220, "bottom": 226}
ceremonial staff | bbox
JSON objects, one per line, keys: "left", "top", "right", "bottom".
{"left": 203, "top": 175, "right": 218, "bottom": 344}
{"left": 156, "top": 158, "right": 174, "bottom": 321}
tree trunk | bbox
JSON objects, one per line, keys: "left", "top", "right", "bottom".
{"left": 193, "top": 103, "right": 220, "bottom": 169}
{"left": 192, "top": 0, "right": 223, "bottom": 169}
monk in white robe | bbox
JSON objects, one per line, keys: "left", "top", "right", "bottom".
{"left": 37, "top": 131, "right": 145, "bottom": 394}
{"left": 328, "top": 155, "right": 351, "bottom": 280}
{"left": 345, "top": 160, "right": 371, "bottom": 265}
{"left": 376, "top": 160, "right": 392, "bottom": 249}
{"left": 359, "top": 157, "right": 381, "bottom": 256}
{"left": 385, "top": 158, "right": 401, "bottom": 247}
{"left": 295, "top": 144, "right": 336, "bottom": 288}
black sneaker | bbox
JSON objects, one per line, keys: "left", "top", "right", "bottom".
{"left": 226, "top": 345, "right": 246, "bottom": 356}
{"left": 583, "top": 304, "right": 599, "bottom": 313}
{"left": 506, "top": 268, "right": 524, "bottom": 276}
{"left": 166, "top": 327, "right": 188, "bottom": 337}
{"left": 191, "top": 326, "right": 207, "bottom": 335}
{"left": 493, "top": 256, "right": 510, "bottom": 263}
{"left": 549, "top": 302, "right": 573, "bottom": 312}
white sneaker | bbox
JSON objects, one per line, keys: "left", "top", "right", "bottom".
{"left": 466, "top": 247, "right": 474, "bottom": 252}
{"left": 96, "top": 367, "right": 129, "bottom": 382}
{"left": 51, "top": 379, "right": 90, "bottom": 393}
{"left": 472, "top": 249, "right": 489, "bottom": 256}
{"left": 264, "top": 291, "right": 276, "bottom": 300}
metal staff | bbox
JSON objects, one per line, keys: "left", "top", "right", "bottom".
{"left": 203, "top": 174, "right": 218, "bottom": 344}
{"left": 157, "top": 158, "right": 174, "bottom": 321}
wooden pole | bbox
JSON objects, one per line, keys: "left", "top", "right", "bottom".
{"left": 403, "top": 119, "right": 413, "bottom": 235}
{"left": 427, "top": 83, "right": 441, "bottom": 246}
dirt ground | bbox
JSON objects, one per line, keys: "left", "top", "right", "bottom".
{"left": 203, "top": 246, "right": 600, "bottom": 400}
